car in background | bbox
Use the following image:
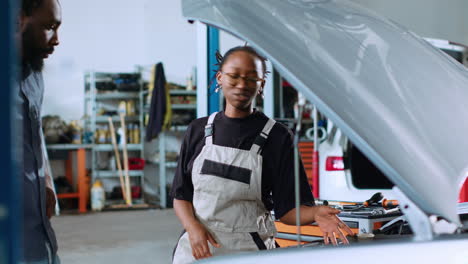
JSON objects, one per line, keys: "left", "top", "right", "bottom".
{"left": 182, "top": 0, "right": 468, "bottom": 262}
{"left": 318, "top": 38, "right": 468, "bottom": 203}
{"left": 425, "top": 38, "right": 468, "bottom": 66}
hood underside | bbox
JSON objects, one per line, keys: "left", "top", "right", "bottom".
{"left": 182, "top": 0, "right": 468, "bottom": 224}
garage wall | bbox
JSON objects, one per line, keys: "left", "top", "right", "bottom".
{"left": 42, "top": 0, "right": 468, "bottom": 121}
{"left": 42, "top": 0, "right": 197, "bottom": 121}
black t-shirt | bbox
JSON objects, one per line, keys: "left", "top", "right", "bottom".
{"left": 171, "top": 110, "right": 315, "bottom": 219}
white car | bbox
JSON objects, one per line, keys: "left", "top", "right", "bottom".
{"left": 318, "top": 120, "right": 395, "bottom": 202}
{"left": 318, "top": 38, "right": 468, "bottom": 203}
{"left": 182, "top": 0, "right": 468, "bottom": 262}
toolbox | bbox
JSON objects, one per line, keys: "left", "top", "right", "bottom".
{"left": 274, "top": 204, "right": 402, "bottom": 247}
{"left": 337, "top": 207, "right": 402, "bottom": 234}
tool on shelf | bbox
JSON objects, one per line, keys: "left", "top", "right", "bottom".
{"left": 119, "top": 113, "right": 133, "bottom": 206}
{"left": 85, "top": 71, "right": 146, "bottom": 208}
{"left": 108, "top": 117, "right": 127, "bottom": 202}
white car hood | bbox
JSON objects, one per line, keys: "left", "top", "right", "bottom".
{"left": 182, "top": 0, "right": 468, "bottom": 224}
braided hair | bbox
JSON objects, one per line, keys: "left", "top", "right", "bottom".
{"left": 215, "top": 46, "right": 270, "bottom": 79}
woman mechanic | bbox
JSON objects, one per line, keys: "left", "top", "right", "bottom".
{"left": 171, "top": 46, "right": 354, "bottom": 263}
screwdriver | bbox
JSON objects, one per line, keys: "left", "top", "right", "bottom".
{"left": 382, "top": 199, "right": 399, "bottom": 209}
{"left": 363, "top": 192, "right": 384, "bottom": 207}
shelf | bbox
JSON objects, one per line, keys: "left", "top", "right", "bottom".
{"left": 95, "top": 115, "right": 140, "bottom": 123}
{"left": 141, "top": 89, "right": 196, "bottom": 96}
{"left": 104, "top": 198, "right": 145, "bottom": 207}
{"left": 169, "top": 90, "right": 196, "bottom": 95}
{"left": 47, "top": 144, "right": 93, "bottom": 150}
{"left": 85, "top": 71, "right": 146, "bottom": 205}
{"left": 166, "top": 162, "right": 177, "bottom": 168}
{"left": 172, "top": 104, "right": 197, "bottom": 110}
{"left": 147, "top": 161, "right": 178, "bottom": 168}
{"left": 94, "top": 170, "right": 144, "bottom": 178}
{"left": 47, "top": 144, "right": 146, "bottom": 151}
{"left": 170, "top": 125, "right": 188, "bottom": 131}
{"left": 93, "top": 144, "right": 143, "bottom": 151}
{"left": 143, "top": 104, "right": 196, "bottom": 112}
{"left": 91, "top": 92, "right": 140, "bottom": 100}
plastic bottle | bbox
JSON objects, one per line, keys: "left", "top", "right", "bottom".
{"left": 118, "top": 100, "right": 127, "bottom": 115}
{"left": 186, "top": 76, "right": 193, "bottom": 91}
{"left": 117, "top": 127, "right": 126, "bottom": 146}
{"left": 104, "top": 124, "right": 110, "bottom": 144}
{"left": 69, "top": 120, "right": 82, "bottom": 144}
{"left": 133, "top": 124, "right": 140, "bottom": 144}
{"left": 126, "top": 124, "right": 132, "bottom": 143}
{"left": 98, "top": 126, "right": 107, "bottom": 144}
{"left": 91, "top": 180, "right": 105, "bottom": 211}
{"left": 126, "top": 100, "right": 135, "bottom": 116}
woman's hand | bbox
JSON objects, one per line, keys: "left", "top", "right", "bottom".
{"left": 173, "top": 199, "right": 221, "bottom": 259}
{"left": 187, "top": 221, "right": 221, "bottom": 260}
{"left": 314, "top": 206, "right": 354, "bottom": 245}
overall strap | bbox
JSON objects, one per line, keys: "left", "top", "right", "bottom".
{"left": 204, "top": 112, "right": 218, "bottom": 146}
{"left": 250, "top": 118, "right": 276, "bottom": 154}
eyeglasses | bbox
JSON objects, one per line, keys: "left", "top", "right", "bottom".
{"left": 221, "top": 72, "right": 263, "bottom": 85}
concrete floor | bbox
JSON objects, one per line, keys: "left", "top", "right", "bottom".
{"left": 51, "top": 209, "right": 182, "bottom": 264}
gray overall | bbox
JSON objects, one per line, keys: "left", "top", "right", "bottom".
{"left": 173, "top": 112, "right": 277, "bottom": 264}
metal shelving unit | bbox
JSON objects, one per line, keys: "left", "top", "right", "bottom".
{"left": 84, "top": 71, "right": 145, "bottom": 205}
{"left": 142, "top": 89, "right": 196, "bottom": 208}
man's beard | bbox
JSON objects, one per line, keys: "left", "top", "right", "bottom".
{"left": 22, "top": 26, "right": 45, "bottom": 72}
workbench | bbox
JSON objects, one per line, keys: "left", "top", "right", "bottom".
{"left": 47, "top": 144, "right": 92, "bottom": 213}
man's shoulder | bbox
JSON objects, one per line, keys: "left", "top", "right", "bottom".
{"left": 22, "top": 66, "right": 43, "bottom": 83}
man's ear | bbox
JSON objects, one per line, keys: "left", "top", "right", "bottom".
{"left": 18, "top": 11, "right": 29, "bottom": 34}
{"left": 260, "top": 79, "right": 266, "bottom": 89}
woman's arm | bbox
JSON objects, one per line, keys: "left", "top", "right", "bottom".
{"left": 280, "top": 205, "right": 354, "bottom": 245}
{"left": 173, "top": 199, "right": 220, "bottom": 260}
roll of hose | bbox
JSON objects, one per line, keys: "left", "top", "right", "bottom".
{"left": 305, "top": 126, "right": 327, "bottom": 142}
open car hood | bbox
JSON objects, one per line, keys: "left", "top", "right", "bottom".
{"left": 182, "top": 0, "right": 468, "bottom": 224}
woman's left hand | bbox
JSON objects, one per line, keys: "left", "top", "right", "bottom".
{"left": 314, "top": 206, "right": 354, "bottom": 245}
